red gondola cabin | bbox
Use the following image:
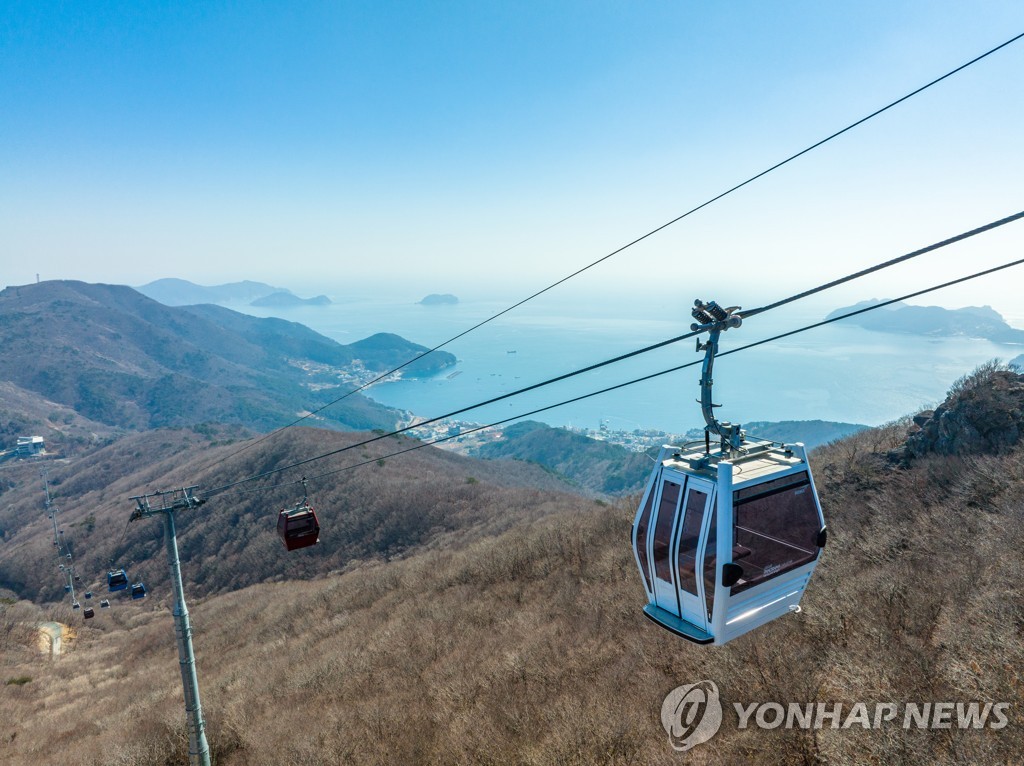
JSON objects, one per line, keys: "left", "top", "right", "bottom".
{"left": 277, "top": 505, "right": 320, "bottom": 551}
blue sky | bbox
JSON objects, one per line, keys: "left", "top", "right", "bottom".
{"left": 2, "top": 2, "right": 1023, "bottom": 318}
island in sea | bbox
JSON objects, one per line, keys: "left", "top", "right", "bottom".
{"left": 826, "top": 300, "right": 1024, "bottom": 344}
{"left": 250, "top": 291, "right": 331, "bottom": 307}
{"left": 418, "top": 293, "right": 459, "bottom": 306}
{"left": 137, "top": 278, "right": 329, "bottom": 307}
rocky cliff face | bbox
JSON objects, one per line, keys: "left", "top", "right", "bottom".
{"left": 904, "top": 364, "right": 1024, "bottom": 458}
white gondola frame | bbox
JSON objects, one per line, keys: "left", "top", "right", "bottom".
{"left": 632, "top": 442, "right": 825, "bottom": 646}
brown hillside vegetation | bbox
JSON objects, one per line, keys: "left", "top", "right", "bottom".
{"left": 1, "top": 410, "right": 1022, "bottom": 764}
{"left": 0, "top": 380, "right": 120, "bottom": 457}
{"left": 0, "top": 426, "right": 581, "bottom": 603}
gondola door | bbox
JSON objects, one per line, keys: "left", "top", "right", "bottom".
{"left": 649, "top": 475, "right": 685, "bottom": 616}
{"left": 674, "top": 478, "right": 715, "bottom": 633}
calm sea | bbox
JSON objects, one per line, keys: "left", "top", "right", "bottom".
{"left": 237, "top": 292, "right": 1023, "bottom": 434}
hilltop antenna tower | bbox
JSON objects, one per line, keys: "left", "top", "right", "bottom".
{"left": 130, "top": 487, "right": 211, "bottom": 766}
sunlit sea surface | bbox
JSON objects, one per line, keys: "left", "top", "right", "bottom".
{"left": 238, "top": 293, "right": 1023, "bottom": 433}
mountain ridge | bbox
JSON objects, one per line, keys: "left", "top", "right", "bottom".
{"left": 137, "top": 278, "right": 296, "bottom": 306}
{"left": 0, "top": 281, "right": 453, "bottom": 433}
{"left": 250, "top": 291, "right": 331, "bottom": 307}
{"left": 826, "top": 299, "right": 1024, "bottom": 343}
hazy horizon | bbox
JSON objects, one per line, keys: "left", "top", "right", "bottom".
{"left": 2, "top": 2, "right": 1023, "bottom": 317}
{"left": 5, "top": 270, "right": 1024, "bottom": 330}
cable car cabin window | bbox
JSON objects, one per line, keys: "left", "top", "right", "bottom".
{"left": 287, "top": 514, "right": 317, "bottom": 535}
{"left": 652, "top": 481, "right": 681, "bottom": 583}
{"left": 676, "top": 488, "right": 708, "bottom": 597}
{"left": 634, "top": 488, "right": 656, "bottom": 591}
{"left": 731, "top": 471, "right": 820, "bottom": 593}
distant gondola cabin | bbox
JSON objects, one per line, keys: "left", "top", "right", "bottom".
{"left": 107, "top": 569, "right": 129, "bottom": 592}
{"left": 277, "top": 505, "right": 320, "bottom": 551}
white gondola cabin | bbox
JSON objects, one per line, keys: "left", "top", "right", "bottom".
{"left": 632, "top": 440, "right": 825, "bottom": 645}
{"left": 631, "top": 299, "right": 827, "bottom": 645}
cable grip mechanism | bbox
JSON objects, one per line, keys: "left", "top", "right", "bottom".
{"left": 690, "top": 299, "right": 744, "bottom": 453}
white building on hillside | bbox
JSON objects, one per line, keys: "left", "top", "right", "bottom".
{"left": 16, "top": 436, "right": 45, "bottom": 456}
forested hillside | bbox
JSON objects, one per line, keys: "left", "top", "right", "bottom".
{"left": 0, "top": 281, "right": 453, "bottom": 434}
{"left": 0, "top": 366, "right": 1021, "bottom": 765}
{"left": 473, "top": 420, "right": 653, "bottom": 494}
{"left": 473, "top": 420, "right": 869, "bottom": 496}
{"left": 0, "top": 426, "right": 580, "bottom": 603}
{"left": 0, "top": 381, "right": 120, "bottom": 457}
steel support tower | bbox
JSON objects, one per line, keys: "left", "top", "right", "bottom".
{"left": 43, "top": 469, "right": 77, "bottom": 604}
{"left": 130, "top": 487, "right": 211, "bottom": 766}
